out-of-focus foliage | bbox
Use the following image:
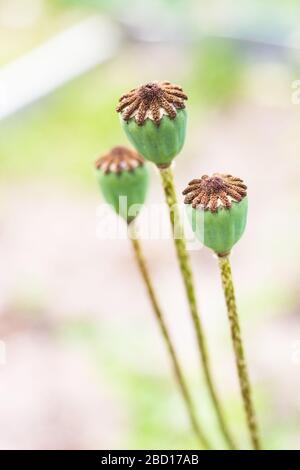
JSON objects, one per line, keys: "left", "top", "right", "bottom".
{"left": 189, "top": 39, "right": 243, "bottom": 106}
{"left": 55, "top": 0, "right": 186, "bottom": 10}
{"left": 0, "top": 66, "right": 123, "bottom": 186}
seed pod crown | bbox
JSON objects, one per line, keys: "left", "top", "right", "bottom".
{"left": 183, "top": 174, "right": 247, "bottom": 212}
{"left": 95, "top": 145, "right": 144, "bottom": 174}
{"left": 116, "top": 81, "right": 187, "bottom": 126}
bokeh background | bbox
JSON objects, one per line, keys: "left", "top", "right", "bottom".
{"left": 1, "top": 0, "right": 300, "bottom": 450}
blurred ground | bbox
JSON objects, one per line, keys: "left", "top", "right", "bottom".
{"left": 1, "top": 0, "right": 300, "bottom": 450}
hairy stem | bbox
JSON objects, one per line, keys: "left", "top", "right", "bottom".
{"left": 159, "top": 166, "right": 236, "bottom": 450}
{"left": 218, "top": 255, "right": 261, "bottom": 450}
{"left": 128, "top": 222, "right": 211, "bottom": 449}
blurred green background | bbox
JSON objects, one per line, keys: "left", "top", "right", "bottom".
{"left": 1, "top": 0, "right": 300, "bottom": 450}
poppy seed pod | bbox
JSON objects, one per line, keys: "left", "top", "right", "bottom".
{"left": 95, "top": 146, "right": 149, "bottom": 224}
{"left": 116, "top": 81, "right": 187, "bottom": 167}
{"left": 183, "top": 174, "right": 248, "bottom": 256}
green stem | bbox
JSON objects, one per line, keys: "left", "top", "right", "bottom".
{"left": 159, "top": 166, "right": 236, "bottom": 450}
{"left": 218, "top": 255, "right": 261, "bottom": 450}
{"left": 128, "top": 222, "right": 212, "bottom": 449}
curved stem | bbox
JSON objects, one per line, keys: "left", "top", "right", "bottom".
{"left": 159, "top": 167, "right": 236, "bottom": 450}
{"left": 218, "top": 255, "right": 261, "bottom": 450}
{"left": 128, "top": 222, "right": 212, "bottom": 449}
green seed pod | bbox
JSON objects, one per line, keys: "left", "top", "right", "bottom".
{"left": 116, "top": 81, "right": 187, "bottom": 167}
{"left": 95, "top": 146, "right": 149, "bottom": 224}
{"left": 183, "top": 174, "right": 248, "bottom": 256}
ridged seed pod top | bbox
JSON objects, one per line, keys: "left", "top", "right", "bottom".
{"left": 117, "top": 81, "right": 187, "bottom": 125}
{"left": 95, "top": 145, "right": 144, "bottom": 173}
{"left": 116, "top": 81, "right": 188, "bottom": 167}
{"left": 183, "top": 174, "right": 248, "bottom": 256}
